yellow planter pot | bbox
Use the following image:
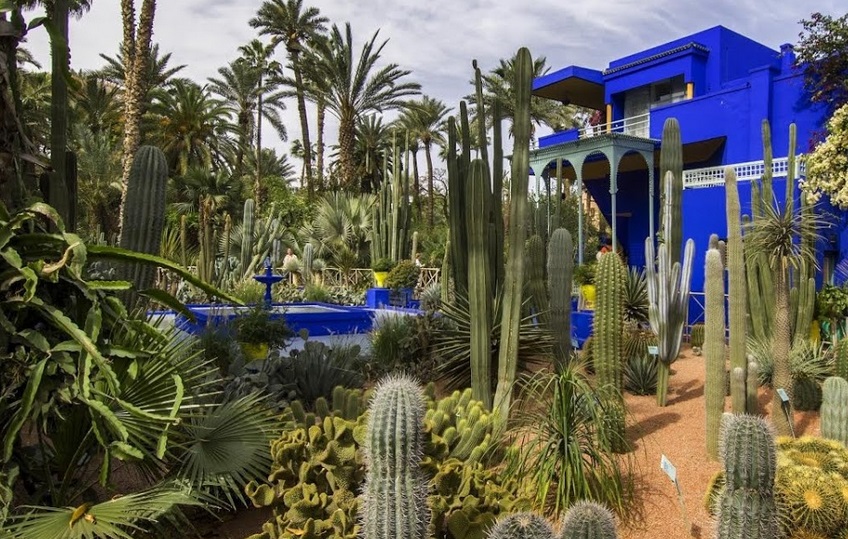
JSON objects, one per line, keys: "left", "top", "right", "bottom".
{"left": 580, "top": 284, "right": 596, "bottom": 311}
{"left": 374, "top": 271, "right": 389, "bottom": 288}
{"left": 240, "top": 342, "right": 269, "bottom": 361}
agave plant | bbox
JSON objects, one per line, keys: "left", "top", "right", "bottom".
{"left": 623, "top": 266, "right": 649, "bottom": 326}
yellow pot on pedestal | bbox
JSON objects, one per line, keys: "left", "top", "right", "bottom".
{"left": 374, "top": 271, "right": 389, "bottom": 288}
{"left": 580, "top": 284, "right": 596, "bottom": 311}
{"left": 240, "top": 342, "right": 269, "bottom": 361}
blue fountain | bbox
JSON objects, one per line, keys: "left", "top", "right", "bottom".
{"left": 253, "top": 257, "right": 284, "bottom": 307}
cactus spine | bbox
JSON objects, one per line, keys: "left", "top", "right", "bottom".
{"left": 361, "top": 375, "right": 428, "bottom": 539}
{"left": 715, "top": 414, "right": 778, "bottom": 539}
{"left": 548, "top": 228, "right": 574, "bottom": 369}
{"left": 645, "top": 233, "right": 695, "bottom": 406}
{"left": 117, "top": 145, "right": 169, "bottom": 295}
{"left": 485, "top": 513, "right": 554, "bottom": 539}
{"left": 705, "top": 248, "right": 726, "bottom": 460}
{"left": 492, "top": 47, "right": 532, "bottom": 421}
{"left": 240, "top": 198, "right": 255, "bottom": 275}
{"left": 725, "top": 168, "right": 748, "bottom": 413}
{"left": 525, "top": 234, "right": 548, "bottom": 326}
{"left": 560, "top": 501, "right": 619, "bottom": 539}
{"left": 821, "top": 376, "right": 848, "bottom": 446}
{"left": 467, "top": 159, "right": 493, "bottom": 407}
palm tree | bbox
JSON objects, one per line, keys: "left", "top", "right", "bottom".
{"left": 237, "top": 39, "right": 287, "bottom": 205}
{"left": 169, "top": 166, "right": 243, "bottom": 220}
{"left": 146, "top": 80, "right": 234, "bottom": 176}
{"left": 75, "top": 124, "right": 122, "bottom": 237}
{"left": 312, "top": 23, "right": 420, "bottom": 190}
{"left": 18, "top": 70, "right": 52, "bottom": 153}
{"left": 353, "top": 114, "right": 392, "bottom": 193}
{"left": 99, "top": 43, "right": 186, "bottom": 93}
{"left": 403, "top": 96, "right": 450, "bottom": 225}
{"left": 70, "top": 71, "right": 122, "bottom": 137}
{"left": 208, "top": 59, "right": 260, "bottom": 180}
{"left": 250, "top": 0, "right": 328, "bottom": 196}
{"left": 474, "top": 53, "right": 579, "bottom": 140}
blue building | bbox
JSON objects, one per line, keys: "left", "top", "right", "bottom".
{"left": 530, "top": 25, "right": 843, "bottom": 322}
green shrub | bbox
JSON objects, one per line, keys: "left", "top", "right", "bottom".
{"left": 230, "top": 278, "right": 266, "bottom": 305}
{"left": 231, "top": 305, "right": 293, "bottom": 347}
{"left": 385, "top": 259, "right": 420, "bottom": 290}
{"left": 748, "top": 337, "right": 832, "bottom": 389}
{"left": 371, "top": 257, "right": 394, "bottom": 272}
{"left": 574, "top": 263, "right": 596, "bottom": 285}
{"left": 200, "top": 324, "right": 239, "bottom": 376}
{"left": 304, "top": 282, "right": 331, "bottom": 302}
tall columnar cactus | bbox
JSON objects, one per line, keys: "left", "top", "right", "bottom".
{"left": 411, "top": 231, "right": 419, "bottom": 262}
{"left": 547, "top": 228, "right": 574, "bottom": 369}
{"left": 197, "top": 198, "right": 215, "bottom": 284}
{"left": 492, "top": 47, "right": 533, "bottom": 422}
{"left": 240, "top": 198, "right": 255, "bottom": 274}
{"left": 303, "top": 243, "right": 314, "bottom": 285}
{"left": 835, "top": 340, "right": 848, "bottom": 380}
{"left": 525, "top": 234, "right": 548, "bottom": 326}
{"left": 724, "top": 168, "right": 748, "bottom": 413}
{"left": 441, "top": 240, "right": 451, "bottom": 303}
{"left": 705, "top": 248, "right": 726, "bottom": 460}
{"left": 361, "top": 375, "right": 429, "bottom": 539}
{"left": 595, "top": 252, "right": 627, "bottom": 451}
{"left": 446, "top": 116, "right": 469, "bottom": 294}
{"left": 821, "top": 376, "right": 848, "bottom": 446}
{"left": 715, "top": 414, "right": 778, "bottom": 539}
{"left": 117, "top": 145, "right": 168, "bottom": 295}
{"left": 179, "top": 214, "right": 188, "bottom": 267}
{"left": 467, "top": 159, "right": 493, "bottom": 407}
{"left": 659, "top": 118, "right": 683, "bottom": 263}
{"left": 560, "top": 501, "right": 619, "bottom": 539}
{"left": 645, "top": 236, "right": 695, "bottom": 406}
{"left": 746, "top": 361, "right": 759, "bottom": 415}
{"left": 485, "top": 512, "right": 554, "bottom": 539}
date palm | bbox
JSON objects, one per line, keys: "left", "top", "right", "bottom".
{"left": 147, "top": 80, "right": 234, "bottom": 176}
{"left": 250, "top": 0, "right": 327, "bottom": 196}
{"left": 353, "top": 114, "right": 392, "bottom": 193}
{"left": 75, "top": 125, "right": 122, "bottom": 237}
{"left": 99, "top": 43, "right": 186, "bottom": 94}
{"left": 237, "top": 39, "right": 286, "bottom": 204}
{"left": 402, "top": 96, "right": 450, "bottom": 225}
{"left": 70, "top": 72, "right": 122, "bottom": 137}
{"left": 312, "top": 23, "right": 420, "bottom": 190}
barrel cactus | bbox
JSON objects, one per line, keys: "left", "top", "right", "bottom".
{"left": 560, "top": 501, "right": 618, "bottom": 539}
{"left": 485, "top": 512, "right": 554, "bottom": 539}
{"left": 360, "top": 374, "right": 429, "bottom": 539}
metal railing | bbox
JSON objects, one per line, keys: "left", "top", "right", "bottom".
{"left": 578, "top": 112, "right": 651, "bottom": 139}
{"left": 682, "top": 156, "right": 805, "bottom": 189}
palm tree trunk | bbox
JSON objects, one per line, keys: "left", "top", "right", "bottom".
{"left": 254, "top": 72, "right": 263, "bottom": 208}
{"left": 291, "top": 49, "right": 313, "bottom": 195}
{"left": 49, "top": 0, "right": 70, "bottom": 229}
{"left": 338, "top": 114, "right": 356, "bottom": 191}
{"left": 425, "top": 140, "right": 435, "bottom": 226}
{"left": 316, "top": 96, "right": 325, "bottom": 193}
{"left": 771, "top": 265, "right": 793, "bottom": 435}
{"left": 0, "top": 12, "right": 28, "bottom": 213}
{"left": 118, "top": 0, "right": 156, "bottom": 240}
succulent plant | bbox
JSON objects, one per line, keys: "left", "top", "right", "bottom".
{"left": 821, "top": 376, "right": 848, "bottom": 446}
{"left": 485, "top": 512, "right": 554, "bottom": 539}
{"left": 560, "top": 500, "right": 619, "bottom": 539}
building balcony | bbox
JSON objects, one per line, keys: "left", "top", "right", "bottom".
{"left": 539, "top": 112, "right": 652, "bottom": 149}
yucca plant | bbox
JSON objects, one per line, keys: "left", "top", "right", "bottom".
{"left": 747, "top": 336, "right": 833, "bottom": 389}
{"left": 503, "top": 362, "right": 633, "bottom": 518}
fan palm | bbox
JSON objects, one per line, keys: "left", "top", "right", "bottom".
{"left": 146, "top": 80, "right": 235, "bottom": 175}
{"left": 310, "top": 23, "right": 421, "bottom": 190}
{"left": 300, "top": 192, "right": 374, "bottom": 265}
{"left": 250, "top": 0, "right": 328, "bottom": 195}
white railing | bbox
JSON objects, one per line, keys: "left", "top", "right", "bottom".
{"left": 578, "top": 112, "right": 651, "bottom": 139}
{"left": 682, "top": 156, "right": 805, "bottom": 189}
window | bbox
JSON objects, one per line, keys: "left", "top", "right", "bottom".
{"left": 651, "top": 75, "right": 686, "bottom": 107}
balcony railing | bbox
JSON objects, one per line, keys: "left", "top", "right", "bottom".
{"left": 578, "top": 112, "right": 651, "bottom": 139}
{"left": 682, "top": 156, "right": 805, "bottom": 189}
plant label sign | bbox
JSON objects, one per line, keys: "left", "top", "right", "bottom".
{"left": 647, "top": 345, "right": 659, "bottom": 356}
{"left": 660, "top": 454, "right": 677, "bottom": 483}
{"left": 777, "top": 388, "right": 790, "bottom": 404}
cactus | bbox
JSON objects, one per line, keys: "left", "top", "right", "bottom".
{"left": 117, "top": 146, "right": 169, "bottom": 298}
{"left": 485, "top": 512, "right": 554, "bottom": 539}
{"left": 560, "top": 501, "right": 619, "bottom": 539}
{"left": 746, "top": 360, "right": 759, "bottom": 415}
{"left": 716, "top": 414, "right": 778, "bottom": 539}
{"left": 690, "top": 323, "right": 705, "bottom": 349}
{"left": 724, "top": 168, "right": 749, "bottom": 413}
{"left": 594, "top": 252, "right": 626, "bottom": 451}
{"left": 792, "top": 378, "right": 822, "bottom": 411}
{"left": 446, "top": 116, "right": 468, "bottom": 294}
{"left": 821, "top": 376, "right": 848, "bottom": 446}
{"left": 835, "top": 341, "right": 848, "bottom": 380}
{"left": 525, "top": 234, "right": 548, "bottom": 325}
{"left": 411, "top": 231, "right": 419, "bottom": 261}
{"left": 361, "top": 375, "right": 429, "bottom": 539}
{"left": 303, "top": 243, "right": 314, "bottom": 285}
{"left": 659, "top": 118, "right": 683, "bottom": 263}
{"left": 467, "top": 159, "right": 493, "bottom": 407}
{"left": 547, "top": 228, "right": 574, "bottom": 369}
{"left": 179, "top": 214, "right": 188, "bottom": 267}
{"left": 492, "top": 47, "right": 533, "bottom": 422}
{"left": 197, "top": 198, "right": 215, "bottom": 285}
{"left": 705, "top": 248, "right": 726, "bottom": 460}
{"left": 778, "top": 465, "right": 844, "bottom": 536}
{"left": 731, "top": 368, "right": 746, "bottom": 415}
{"left": 645, "top": 234, "right": 695, "bottom": 406}
{"left": 240, "top": 198, "right": 255, "bottom": 274}
{"left": 371, "top": 133, "right": 412, "bottom": 266}
{"left": 441, "top": 240, "right": 451, "bottom": 304}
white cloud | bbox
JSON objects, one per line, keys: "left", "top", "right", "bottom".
{"left": 22, "top": 0, "right": 845, "bottom": 169}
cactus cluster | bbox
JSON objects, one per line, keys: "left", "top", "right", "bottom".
{"left": 371, "top": 132, "right": 412, "bottom": 264}
{"left": 547, "top": 228, "right": 574, "bottom": 368}
{"left": 724, "top": 168, "right": 748, "bottom": 413}
{"left": 690, "top": 323, "right": 705, "bottom": 352}
{"left": 484, "top": 502, "right": 618, "bottom": 539}
{"left": 715, "top": 414, "right": 778, "bottom": 539}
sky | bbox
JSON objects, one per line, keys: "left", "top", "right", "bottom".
{"left": 23, "top": 0, "right": 846, "bottom": 173}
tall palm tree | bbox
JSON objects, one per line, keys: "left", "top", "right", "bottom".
{"left": 70, "top": 71, "right": 122, "bottom": 137}
{"left": 75, "top": 125, "right": 122, "bottom": 237}
{"left": 312, "top": 23, "right": 420, "bottom": 190}
{"left": 18, "top": 71, "right": 52, "bottom": 153}
{"left": 250, "top": 0, "right": 328, "bottom": 196}
{"left": 146, "top": 80, "right": 234, "bottom": 176}
{"left": 237, "top": 39, "right": 286, "bottom": 205}
{"left": 404, "top": 96, "right": 450, "bottom": 225}
{"left": 208, "top": 59, "right": 256, "bottom": 178}
{"left": 99, "top": 43, "right": 186, "bottom": 93}
{"left": 353, "top": 114, "right": 392, "bottom": 193}
{"left": 169, "top": 166, "right": 243, "bottom": 220}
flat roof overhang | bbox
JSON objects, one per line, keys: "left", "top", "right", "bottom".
{"left": 532, "top": 66, "right": 605, "bottom": 110}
